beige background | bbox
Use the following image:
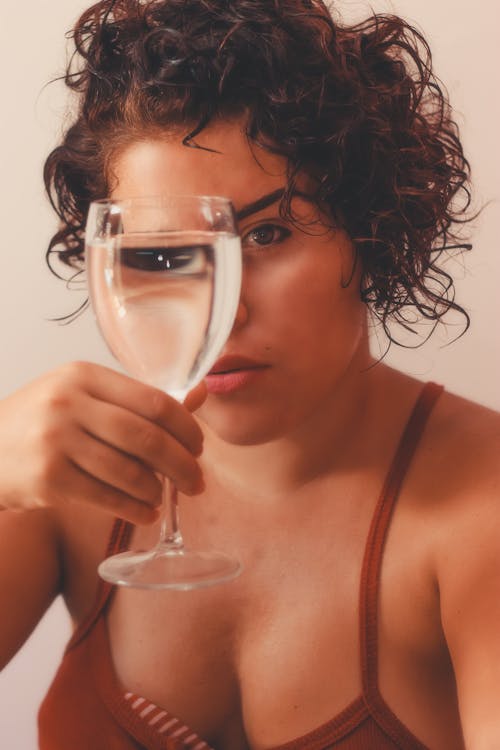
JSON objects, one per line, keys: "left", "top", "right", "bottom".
{"left": 0, "top": 0, "right": 498, "bottom": 746}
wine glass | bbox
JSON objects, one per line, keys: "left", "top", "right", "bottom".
{"left": 85, "top": 195, "right": 242, "bottom": 590}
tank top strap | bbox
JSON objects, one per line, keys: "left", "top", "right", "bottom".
{"left": 66, "top": 517, "right": 134, "bottom": 651}
{"left": 359, "top": 381, "right": 444, "bottom": 700}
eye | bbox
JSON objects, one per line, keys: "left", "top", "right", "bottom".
{"left": 121, "top": 245, "right": 210, "bottom": 273}
{"left": 242, "top": 223, "right": 291, "bottom": 249}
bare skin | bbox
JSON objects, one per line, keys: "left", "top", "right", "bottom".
{"left": 1, "top": 123, "right": 499, "bottom": 750}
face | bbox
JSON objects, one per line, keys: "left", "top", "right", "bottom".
{"left": 110, "top": 122, "right": 371, "bottom": 445}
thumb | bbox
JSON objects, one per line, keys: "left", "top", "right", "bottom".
{"left": 184, "top": 381, "right": 208, "bottom": 412}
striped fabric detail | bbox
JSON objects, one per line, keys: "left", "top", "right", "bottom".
{"left": 124, "top": 692, "right": 212, "bottom": 749}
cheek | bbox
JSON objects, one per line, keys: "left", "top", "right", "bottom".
{"left": 260, "top": 256, "right": 364, "bottom": 353}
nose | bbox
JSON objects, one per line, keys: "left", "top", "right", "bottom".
{"left": 232, "top": 298, "right": 249, "bottom": 330}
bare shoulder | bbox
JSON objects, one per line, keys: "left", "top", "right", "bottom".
{"left": 0, "top": 507, "right": 63, "bottom": 669}
{"left": 401, "top": 385, "right": 500, "bottom": 573}
{"left": 415, "top": 387, "right": 500, "bottom": 591}
{"left": 51, "top": 501, "right": 116, "bottom": 621}
{"left": 432, "top": 387, "right": 500, "bottom": 442}
{"left": 419, "top": 390, "right": 500, "bottom": 747}
{"left": 0, "top": 502, "right": 122, "bottom": 668}
{"left": 0, "top": 500, "right": 114, "bottom": 628}
{"left": 418, "top": 388, "right": 500, "bottom": 504}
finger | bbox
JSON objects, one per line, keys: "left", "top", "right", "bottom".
{"left": 77, "top": 400, "right": 204, "bottom": 495}
{"left": 184, "top": 381, "right": 208, "bottom": 412}
{"left": 76, "top": 363, "right": 204, "bottom": 456}
{"left": 46, "top": 456, "right": 161, "bottom": 526}
{"left": 64, "top": 426, "right": 163, "bottom": 507}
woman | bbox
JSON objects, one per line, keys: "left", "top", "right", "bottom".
{"left": 0, "top": 1, "right": 499, "bottom": 748}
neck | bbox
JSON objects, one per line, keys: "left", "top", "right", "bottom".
{"left": 199, "top": 357, "right": 398, "bottom": 501}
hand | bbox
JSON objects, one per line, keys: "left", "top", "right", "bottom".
{"left": 0, "top": 362, "right": 207, "bottom": 524}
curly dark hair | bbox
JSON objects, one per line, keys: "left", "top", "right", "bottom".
{"left": 44, "top": 0, "right": 473, "bottom": 341}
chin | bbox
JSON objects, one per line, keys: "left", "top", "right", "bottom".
{"left": 197, "top": 401, "right": 291, "bottom": 446}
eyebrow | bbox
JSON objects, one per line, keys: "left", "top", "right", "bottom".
{"left": 235, "top": 188, "right": 286, "bottom": 221}
{"left": 235, "top": 187, "right": 317, "bottom": 222}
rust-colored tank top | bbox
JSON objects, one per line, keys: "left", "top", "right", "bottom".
{"left": 38, "top": 382, "right": 443, "bottom": 749}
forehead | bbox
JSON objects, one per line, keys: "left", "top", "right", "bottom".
{"left": 109, "top": 121, "right": 288, "bottom": 211}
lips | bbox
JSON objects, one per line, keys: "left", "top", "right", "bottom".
{"left": 205, "top": 355, "right": 269, "bottom": 394}
{"left": 208, "top": 355, "right": 266, "bottom": 375}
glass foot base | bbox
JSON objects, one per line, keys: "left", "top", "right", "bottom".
{"left": 98, "top": 547, "right": 242, "bottom": 591}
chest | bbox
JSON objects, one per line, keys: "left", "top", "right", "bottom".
{"left": 104, "top": 509, "right": 440, "bottom": 750}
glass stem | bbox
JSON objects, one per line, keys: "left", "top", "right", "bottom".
{"left": 158, "top": 476, "right": 184, "bottom": 551}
